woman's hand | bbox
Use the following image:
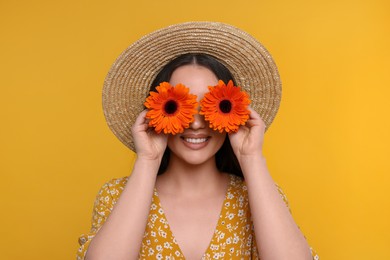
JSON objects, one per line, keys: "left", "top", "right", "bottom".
{"left": 131, "top": 110, "right": 168, "bottom": 161}
{"left": 228, "top": 107, "right": 266, "bottom": 161}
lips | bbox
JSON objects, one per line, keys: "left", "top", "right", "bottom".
{"left": 180, "top": 134, "right": 210, "bottom": 149}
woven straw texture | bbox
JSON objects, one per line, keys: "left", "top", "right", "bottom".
{"left": 103, "top": 21, "right": 282, "bottom": 151}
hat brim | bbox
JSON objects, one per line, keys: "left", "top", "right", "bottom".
{"left": 103, "top": 21, "right": 282, "bottom": 151}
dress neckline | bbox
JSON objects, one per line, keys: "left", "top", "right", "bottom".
{"left": 153, "top": 174, "right": 234, "bottom": 259}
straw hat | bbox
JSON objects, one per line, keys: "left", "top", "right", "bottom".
{"left": 103, "top": 21, "right": 282, "bottom": 151}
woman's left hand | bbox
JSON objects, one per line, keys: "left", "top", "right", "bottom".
{"left": 228, "top": 107, "right": 266, "bottom": 160}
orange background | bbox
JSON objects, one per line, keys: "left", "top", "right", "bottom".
{"left": 1, "top": 0, "right": 389, "bottom": 259}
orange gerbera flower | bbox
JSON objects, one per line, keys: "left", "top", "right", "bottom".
{"left": 144, "top": 82, "right": 198, "bottom": 135}
{"left": 200, "top": 80, "right": 250, "bottom": 133}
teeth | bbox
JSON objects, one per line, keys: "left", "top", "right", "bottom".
{"left": 185, "top": 138, "right": 208, "bottom": 144}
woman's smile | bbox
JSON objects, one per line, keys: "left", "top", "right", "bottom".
{"left": 180, "top": 134, "right": 210, "bottom": 149}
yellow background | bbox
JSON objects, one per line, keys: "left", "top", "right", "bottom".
{"left": 1, "top": 0, "right": 389, "bottom": 259}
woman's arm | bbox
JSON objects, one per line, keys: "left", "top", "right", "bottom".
{"left": 229, "top": 108, "right": 312, "bottom": 260}
{"left": 240, "top": 156, "right": 312, "bottom": 260}
{"left": 85, "top": 110, "right": 167, "bottom": 260}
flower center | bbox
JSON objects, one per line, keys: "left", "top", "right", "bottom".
{"left": 219, "top": 99, "right": 232, "bottom": 113}
{"left": 164, "top": 100, "right": 178, "bottom": 115}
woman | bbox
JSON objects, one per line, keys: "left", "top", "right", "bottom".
{"left": 77, "top": 22, "right": 318, "bottom": 259}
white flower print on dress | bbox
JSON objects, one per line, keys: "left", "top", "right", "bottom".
{"left": 77, "top": 175, "right": 319, "bottom": 260}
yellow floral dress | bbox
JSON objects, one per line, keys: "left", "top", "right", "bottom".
{"left": 77, "top": 174, "right": 319, "bottom": 259}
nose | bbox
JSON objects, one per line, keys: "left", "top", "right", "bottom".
{"left": 190, "top": 113, "right": 206, "bottom": 130}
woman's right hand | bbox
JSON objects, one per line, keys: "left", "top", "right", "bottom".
{"left": 131, "top": 110, "right": 168, "bottom": 161}
{"left": 86, "top": 109, "right": 166, "bottom": 260}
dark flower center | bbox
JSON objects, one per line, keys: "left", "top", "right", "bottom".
{"left": 219, "top": 99, "right": 232, "bottom": 113}
{"left": 164, "top": 100, "right": 178, "bottom": 115}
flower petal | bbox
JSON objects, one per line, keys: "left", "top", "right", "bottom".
{"left": 145, "top": 82, "right": 198, "bottom": 135}
{"left": 200, "top": 80, "right": 250, "bottom": 133}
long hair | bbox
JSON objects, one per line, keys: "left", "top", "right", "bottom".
{"left": 149, "top": 53, "right": 243, "bottom": 178}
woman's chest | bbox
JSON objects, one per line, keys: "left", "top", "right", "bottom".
{"left": 139, "top": 187, "right": 254, "bottom": 259}
{"left": 161, "top": 197, "right": 225, "bottom": 259}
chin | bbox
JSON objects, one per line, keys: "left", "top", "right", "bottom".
{"left": 176, "top": 151, "right": 216, "bottom": 166}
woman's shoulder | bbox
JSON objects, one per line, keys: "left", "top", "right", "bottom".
{"left": 104, "top": 176, "right": 129, "bottom": 188}
{"left": 228, "top": 174, "right": 248, "bottom": 197}
{"left": 228, "top": 174, "right": 290, "bottom": 211}
{"left": 95, "top": 176, "right": 129, "bottom": 201}
{"left": 229, "top": 174, "right": 246, "bottom": 188}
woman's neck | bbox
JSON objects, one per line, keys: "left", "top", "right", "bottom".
{"left": 156, "top": 154, "right": 228, "bottom": 198}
